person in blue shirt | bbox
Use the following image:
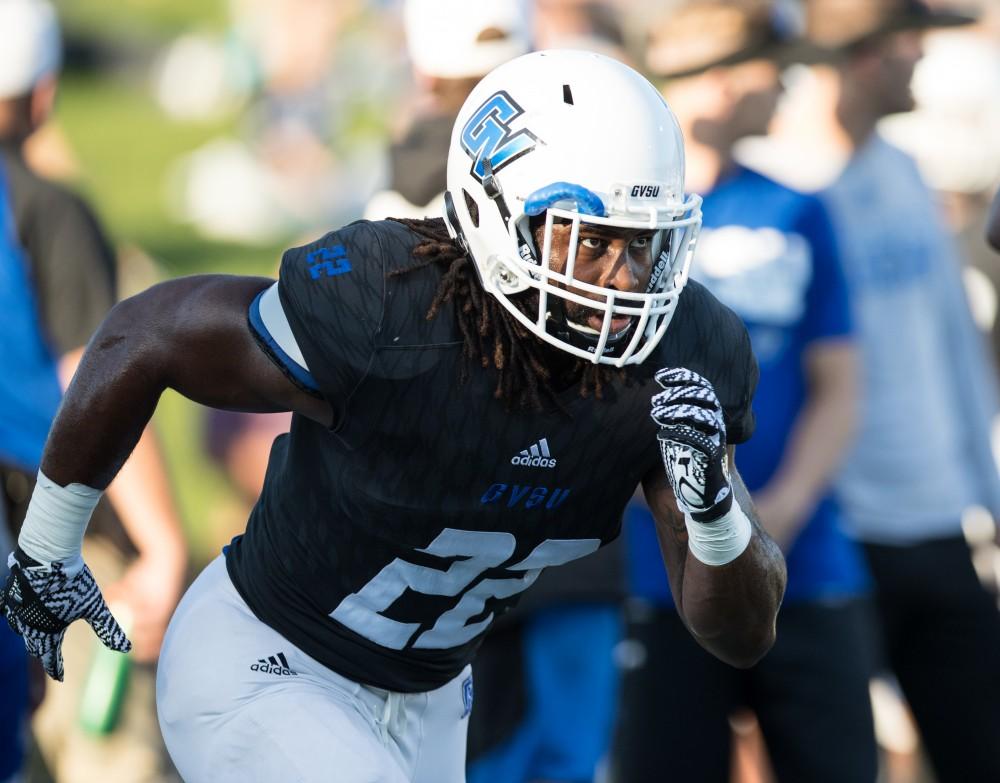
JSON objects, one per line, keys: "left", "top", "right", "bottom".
{"left": 614, "top": 3, "right": 875, "bottom": 782}
{"left": 749, "top": 2, "right": 1000, "bottom": 779}
{"left": 0, "top": 158, "right": 58, "bottom": 783}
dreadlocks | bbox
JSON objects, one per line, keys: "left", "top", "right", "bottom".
{"left": 388, "top": 217, "right": 622, "bottom": 411}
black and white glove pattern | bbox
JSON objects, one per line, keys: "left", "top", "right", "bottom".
{"left": 2, "top": 548, "right": 131, "bottom": 681}
{"left": 651, "top": 368, "right": 733, "bottom": 522}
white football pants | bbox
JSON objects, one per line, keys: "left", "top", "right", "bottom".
{"left": 156, "top": 556, "right": 470, "bottom": 783}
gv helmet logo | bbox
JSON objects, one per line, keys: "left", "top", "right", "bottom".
{"left": 461, "top": 91, "right": 540, "bottom": 183}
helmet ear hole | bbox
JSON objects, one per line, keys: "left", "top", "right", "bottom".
{"left": 463, "top": 189, "right": 480, "bottom": 228}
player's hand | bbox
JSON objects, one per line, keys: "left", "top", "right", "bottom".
{"left": 2, "top": 548, "right": 131, "bottom": 681}
{"left": 104, "top": 549, "right": 185, "bottom": 663}
{"left": 651, "top": 368, "right": 733, "bottom": 522}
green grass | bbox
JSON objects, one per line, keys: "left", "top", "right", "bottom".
{"left": 55, "top": 72, "right": 284, "bottom": 277}
{"left": 57, "top": 0, "right": 227, "bottom": 39}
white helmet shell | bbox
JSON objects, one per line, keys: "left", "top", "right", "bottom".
{"left": 444, "top": 49, "right": 702, "bottom": 367}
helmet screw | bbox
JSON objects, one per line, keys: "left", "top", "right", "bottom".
{"left": 482, "top": 158, "right": 503, "bottom": 200}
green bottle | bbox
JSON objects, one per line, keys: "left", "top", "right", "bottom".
{"left": 78, "top": 603, "right": 133, "bottom": 736}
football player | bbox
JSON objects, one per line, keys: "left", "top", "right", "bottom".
{"left": 2, "top": 50, "right": 785, "bottom": 782}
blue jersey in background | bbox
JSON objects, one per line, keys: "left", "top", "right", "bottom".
{"left": 0, "top": 162, "right": 62, "bottom": 474}
{"left": 627, "top": 167, "right": 869, "bottom": 605}
{"left": 0, "top": 161, "right": 42, "bottom": 782}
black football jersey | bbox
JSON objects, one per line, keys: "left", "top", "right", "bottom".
{"left": 226, "top": 219, "right": 757, "bottom": 692}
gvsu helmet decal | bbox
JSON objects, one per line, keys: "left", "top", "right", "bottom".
{"left": 460, "top": 91, "right": 541, "bottom": 183}
{"left": 444, "top": 50, "right": 702, "bottom": 368}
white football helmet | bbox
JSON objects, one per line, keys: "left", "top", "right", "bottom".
{"left": 444, "top": 49, "right": 701, "bottom": 367}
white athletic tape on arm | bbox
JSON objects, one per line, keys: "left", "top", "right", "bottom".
{"left": 17, "top": 470, "right": 102, "bottom": 566}
{"left": 685, "top": 501, "right": 752, "bottom": 567}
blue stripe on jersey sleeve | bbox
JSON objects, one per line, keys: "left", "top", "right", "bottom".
{"left": 248, "top": 289, "right": 321, "bottom": 393}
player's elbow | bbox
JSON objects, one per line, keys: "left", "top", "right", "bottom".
{"left": 690, "top": 614, "right": 777, "bottom": 669}
{"left": 717, "top": 623, "right": 777, "bottom": 669}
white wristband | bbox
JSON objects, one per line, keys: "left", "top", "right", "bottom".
{"left": 685, "top": 500, "right": 752, "bottom": 566}
{"left": 17, "top": 470, "right": 102, "bottom": 568}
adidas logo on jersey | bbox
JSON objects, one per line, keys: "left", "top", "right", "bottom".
{"left": 251, "top": 652, "right": 298, "bottom": 676}
{"left": 511, "top": 438, "right": 556, "bottom": 468}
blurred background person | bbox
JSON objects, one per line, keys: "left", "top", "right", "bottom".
{"left": 200, "top": 326, "right": 292, "bottom": 548}
{"left": 743, "top": 1, "right": 1000, "bottom": 780}
{"left": 0, "top": 2, "right": 187, "bottom": 781}
{"left": 614, "top": 2, "right": 873, "bottom": 781}
{"left": 989, "top": 186, "right": 1000, "bottom": 253}
{"left": 0, "top": 153, "right": 46, "bottom": 783}
{"left": 872, "top": 7, "right": 1000, "bottom": 384}
{"left": 531, "top": 0, "right": 631, "bottom": 60}
{"left": 202, "top": 409, "right": 292, "bottom": 529}
{"left": 165, "top": 0, "right": 401, "bottom": 245}
{"left": 365, "top": 0, "right": 530, "bottom": 221}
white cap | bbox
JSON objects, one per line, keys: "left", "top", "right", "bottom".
{"left": 0, "top": 0, "right": 61, "bottom": 100}
{"left": 404, "top": 0, "right": 530, "bottom": 79}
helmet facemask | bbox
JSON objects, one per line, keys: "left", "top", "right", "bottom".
{"left": 479, "top": 186, "right": 702, "bottom": 367}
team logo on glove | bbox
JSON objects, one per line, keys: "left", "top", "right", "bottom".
{"left": 651, "top": 368, "right": 733, "bottom": 522}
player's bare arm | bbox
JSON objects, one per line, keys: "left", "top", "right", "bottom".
{"left": 1, "top": 274, "right": 330, "bottom": 679}
{"left": 642, "top": 454, "right": 784, "bottom": 668}
{"left": 42, "top": 274, "right": 331, "bottom": 490}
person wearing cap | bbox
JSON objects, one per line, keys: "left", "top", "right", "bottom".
{"left": 365, "top": 0, "right": 531, "bottom": 222}
{"left": 0, "top": 1, "right": 188, "bottom": 781}
{"left": 754, "top": 1, "right": 1000, "bottom": 779}
{"left": 614, "top": 2, "right": 876, "bottom": 781}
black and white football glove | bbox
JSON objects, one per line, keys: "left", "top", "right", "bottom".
{"left": 651, "top": 368, "right": 733, "bottom": 523}
{"left": 2, "top": 548, "right": 131, "bottom": 681}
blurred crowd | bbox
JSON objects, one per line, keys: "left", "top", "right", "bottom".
{"left": 2, "top": 0, "right": 1000, "bottom": 782}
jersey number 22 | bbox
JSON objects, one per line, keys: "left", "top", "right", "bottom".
{"left": 330, "top": 528, "right": 599, "bottom": 650}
